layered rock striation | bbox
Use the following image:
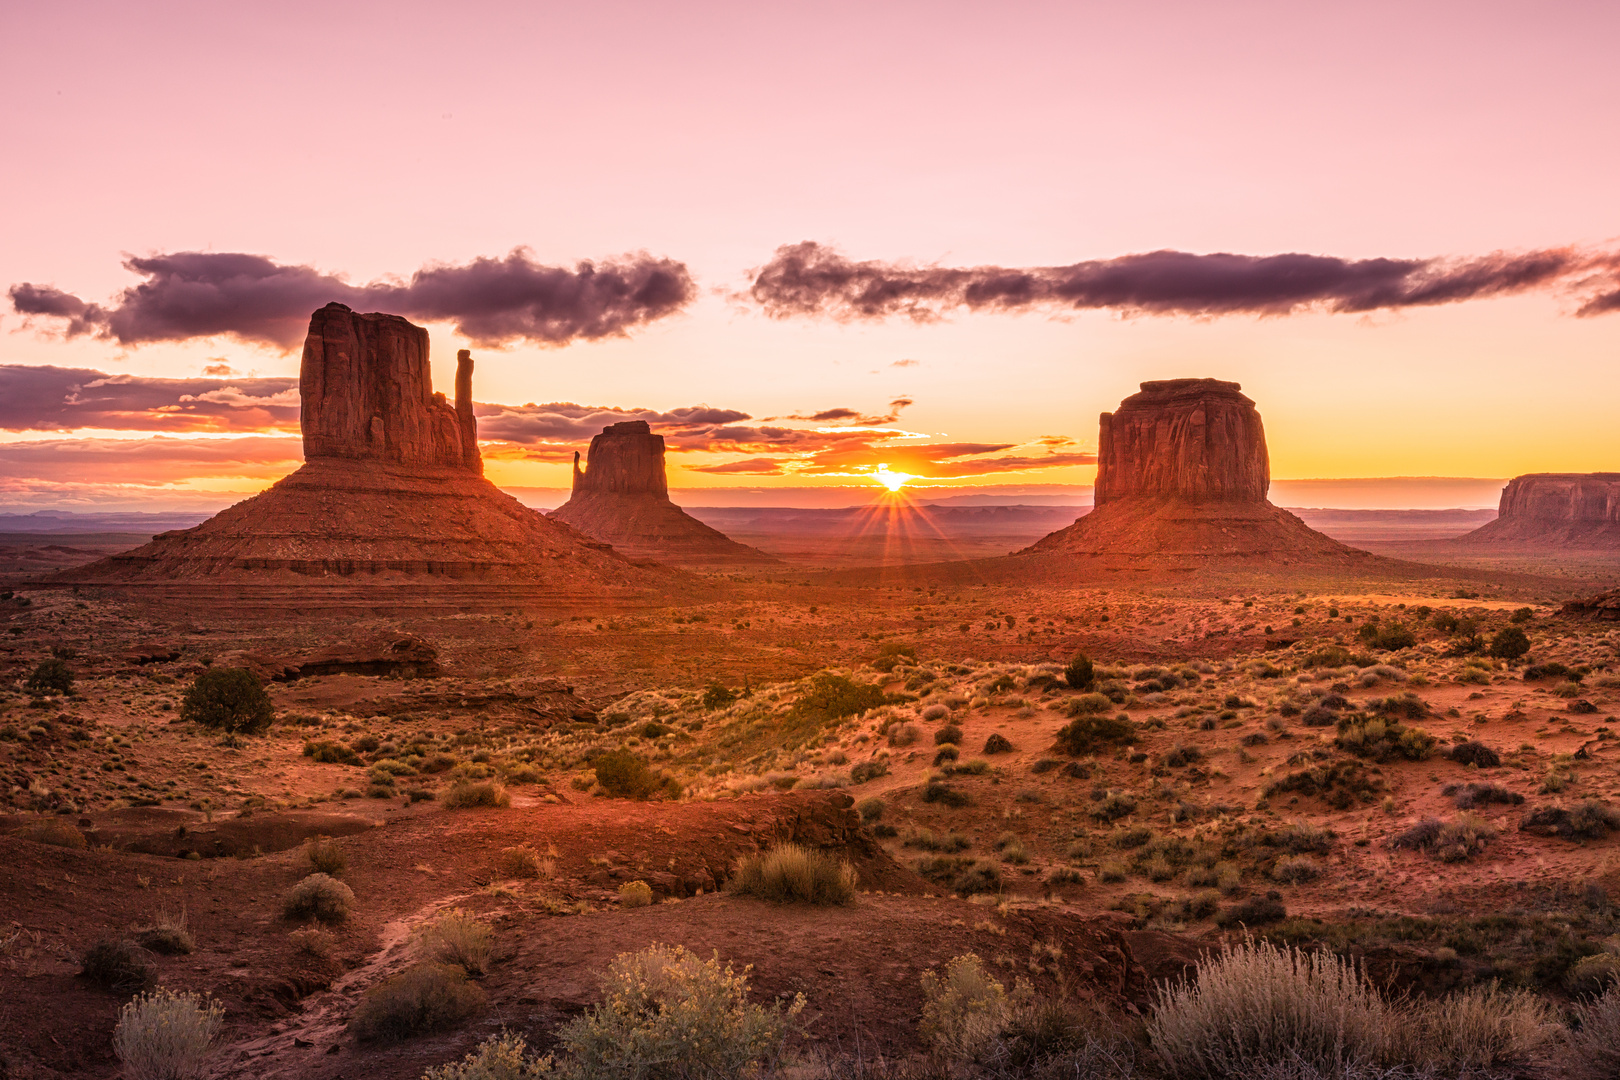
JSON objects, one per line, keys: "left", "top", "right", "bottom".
{"left": 1461, "top": 473, "right": 1620, "bottom": 546}
{"left": 56, "top": 305, "right": 655, "bottom": 587}
{"left": 1023, "top": 378, "right": 1355, "bottom": 560}
{"left": 550, "top": 421, "right": 776, "bottom": 566}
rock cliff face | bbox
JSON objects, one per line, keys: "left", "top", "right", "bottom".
{"left": 551, "top": 422, "right": 776, "bottom": 566}
{"left": 1461, "top": 474, "right": 1620, "bottom": 546}
{"left": 1022, "top": 378, "right": 1355, "bottom": 561}
{"left": 1094, "top": 379, "right": 1269, "bottom": 505}
{"left": 300, "top": 303, "right": 481, "bottom": 473}
{"left": 56, "top": 306, "right": 665, "bottom": 590}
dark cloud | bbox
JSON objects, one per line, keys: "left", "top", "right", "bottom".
{"left": 749, "top": 241, "right": 1620, "bottom": 322}
{"left": 474, "top": 402, "right": 753, "bottom": 445}
{"left": 0, "top": 365, "right": 300, "bottom": 433}
{"left": 686, "top": 458, "right": 786, "bottom": 475}
{"left": 10, "top": 248, "right": 695, "bottom": 350}
{"left": 783, "top": 396, "right": 913, "bottom": 426}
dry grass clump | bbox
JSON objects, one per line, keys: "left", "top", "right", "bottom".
{"left": 113, "top": 988, "right": 224, "bottom": 1080}
{"left": 81, "top": 939, "right": 155, "bottom": 992}
{"left": 132, "top": 910, "right": 193, "bottom": 955}
{"left": 1391, "top": 814, "right": 1496, "bottom": 862}
{"left": 1405, "top": 981, "right": 1553, "bottom": 1071}
{"left": 442, "top": 781, "right": 511, "bottom": 809}
{"left": 497, "top": 844, "right": 549, "bottom": 879}
{"left": 349, "top": 962, "right": 486, "bottom": 1042}
{"left": 283, "top": 872, "right": 354, "bottom": 924}
{"left": 417, "top": 909, "right": 493, "bottom": 976}
{"left": 728, "top": 843, "right": 857, "bottom": 905}
{"left": 13, "top": 819, "right": 87, "bottom": 849}
{"left": 920, "top": 952, "right": 1027, "bottom": 1063}
{"left": 1566, "top": 984, "right": 1620, "bottom": 1078}
{"left": 304, "top": 836, "right": 346, "bottom": 875}
{"left": 619, "top": 880, "right": 654, "bottom": 908}
{"left": 289, "top": 927, "right": 336, "bottom": 958}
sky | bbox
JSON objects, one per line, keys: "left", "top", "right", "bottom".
{"left": 2, "top": 0, "right": 1617, "bottom": 510}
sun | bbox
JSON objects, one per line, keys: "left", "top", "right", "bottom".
{"left": 873, "top": 463, "right": 914, "bottom": 492}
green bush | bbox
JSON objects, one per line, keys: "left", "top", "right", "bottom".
{"left": 1053, "top": 714, "right": 1135, "bottom": 756}
{"left": 592, "top": 749, "right": 680, "bottom": 800}
{"left": 422, "top": 1032, "right": 552, "bottom": 1080}
{"left": 349, "top": 962, "right": 485, "bottom": 1042}
{"left": 727, "top": 843, "right": 857, "bottom": 905}
{"left": 920, "top": 953, "right": 1026, "bottom": 1063}
{"left": 25, "top": 658, "right": 74, "bottom": 697}
{"left": 619, "top": 880, "right": 654, "bottom": 908}
{"left": 1489, "top": 626, "right": 1531, "bottom": 660}
{"left": 789, "top": 673, "right": 888, "bottom": 723}
{"left": 700, "top": 682, "right": 737, "bottom": 710}
{"left": 180, "top": 667, "right": 274, "bottom": 735}
{"left": 283, "top": 872, "right": 354, "bottom": 924}
{"left": 1064, "top": 654, "right": 1095, "bottom": 689}
{"left": 303, "top": 739, "right": 361, "bottom": 765}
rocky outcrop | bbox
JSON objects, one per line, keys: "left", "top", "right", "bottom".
{"left": 53, "top": 307, "right": 669, "bottom": 588}
{"left": 550, "top": 422, "right": 776, "bottom": 566}
{"left": 1022, "top": 379, "right": 1357, "bottom": 561}
{"left": 1562, "top": 587, "right": 1620, "bottom": 621}
{"left": 1095, "top": 379, "right": 1269, "bottom": 504}
{"left": 1461, "top": 473, "right": 1620, "bottom": 546}
{"left": 301, "top": 302, "right": 481, "bottom": 473}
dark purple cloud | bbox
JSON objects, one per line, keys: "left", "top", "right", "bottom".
{"left": 10, "top": 248, "right": 695, "bottom": 350}
{"left": 748, "top": 241, "right": 1620, "bottom": 321}
{"left": 0, "top": 364, "right": 300, "bottom": 433}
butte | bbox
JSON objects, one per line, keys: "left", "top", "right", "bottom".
{"left": 549, "top": 421, "right": 777, "bottom": 567}
{"left": 1458, "top": 473, "right": 1620, "bottom": 547}
{"left": 1021, "top": 378, "right": 1360, "bottom": 564}
{"left": 54, "top": 304, "right": 663, "bottom": 594}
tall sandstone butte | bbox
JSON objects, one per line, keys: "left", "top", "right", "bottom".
{"left": 54, "top": 305, "right": 658, "bottom": 589}
{"left": 1024, "top": 378, "right": 1354, "bottom": 560}
{"left": 1461, "top": 473, "right": 1620, "bottom": 546}
{"left": 550, "top": 421, "right": 775, "bottom": 566}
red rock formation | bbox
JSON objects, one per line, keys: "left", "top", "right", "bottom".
{"left": 300, "top": 303, "right": 481, "bottom": 473}
{"left": 54, "top": 307, "right": 665, "bottom": 588}
{"left": 1562, "top": 587, "right": 1620, "bottom": 620}
{"left": 551, "top": 422, "right": 776, "bottom": 566}
{"left": 1023, "top": 378, "right": 1357, "bottom": 561}
{"left": 1461, "top": 473, "right": 1620, "bottom": 546}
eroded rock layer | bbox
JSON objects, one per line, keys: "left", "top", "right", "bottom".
{"left": 551, "top": 422, "right": 776, "bottom": 566}
{"left": 1461, "top": 473, "right": 1620, "bottom": 546}
{"left": 1023, "top": 378, "right": 1357, "bottom": 561}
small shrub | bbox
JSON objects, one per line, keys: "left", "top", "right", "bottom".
{"left": 1453, "top": 782, "right": 1522, "bottom": 809}
{"left": 1449, "top": 740, "right": 1500, "bottom": 768}
{"left": 1568, "top": 984, "right": 1620, "bottom": 1078}
{"left": 1522, "top": 800, "right": 1620, "bottom": 839}
{"left": 592, "top": 749, "right": 680, "bottom": 800}
{"left": 113, "top": 988, "right": 223, "bottom": 1080}
{"left": 887, "top": 723, "right": 919, "bottom": 748}
{"left": 498, "top": 845, "right": 545, "bottom": 879}
{"left": 1090, "top": 790, "right": 1137, "bottom": 821}
{"left": 132, "top": 910, "right": 193, "bottom": 955}
{"left": 304, "top": 739, "right": 361, "bottom": 764}
{"left": 81, "top": 939, "right": 154, "bottom": 991}
{"left": 855, "top": 796, "right": 886, "bottom": 822}
{"left": 790, "top": 673, "right": 887, "bottom": 723}
{"left": 442, "top": 781, "right": 512, "bottom": 809}
{"left": 921, "top": 703, "right": 950, "bottom": 721}
{"left": 284, "top": 872, "right": 354, "bottom": 924}
{"left": 850, "top": 760, "right": 889, "bottom": 784}
{"left": 25, "top": 658, "right": 74, "bottom": 696}
{"left": 932, "top": 744, "right": 960, "bottom": 766}
{"left": 619, "top": 880, "right": 654, "bottom": 908}
{"left": 180, "top": 667, "right": 274, "bottom": 735}
{"left": 1214, "top": 894, "right": 1287, "bottom": 927}
{"left": 557, "top": 944, "right": 802, "bottom": 1079}
{"left": 14, "top": 818, "right": 87, "bottom": 849}
{"left": 1061, "top": 692, "right": 1114, "bottom": 718}
{"left": 1392, "top": 814, "right": 1495, "bottom": 862}
{"left": 920, "top": 953, "right": 1024, "bottom": 1062}
{"left": 1064, "top": 654, "right": 1095, "bottom": 689}
{"left": 982, "top": 733, "right": 1014, "bottom": 754}
{"left": 289, "top": 927, "right": 336, "bottom": 957}
{"left": 1054, "top": 714, "right": 1135, "bottom": 755}
{"left": 935, "top": 723, "right": 963, "bottom": 745}
{"left": 728, "top": 843, "right": 857, "bottom": 905}
{"left": 701, "top": 682, "right": 737, "bottom": 711}
{"left": 1271, "top": 856, "right": 1321, "bottom": 883}
{"left": 422, "top": 1032, "right": 552, "bottom": 1080}
{"left": 419, "top": 910, "right": 492, "bottom": 975}
{"left": 349, "top": 962, "right": 486, "bottom": 1042}
{"left": 1488, "top": 626, "right": 1530, "bottom": 660}
{"left": 922, "top": 781, "right": 971, "bottom": 808}
{"left": 1414, "top": 980, "right": 1554, "bottom": 1071}
{"left": 305, "top": 837, "right": 346, "bottom": 875}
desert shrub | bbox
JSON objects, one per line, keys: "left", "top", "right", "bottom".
{"left": 419, "top": 910, "right": 493, "bottom": 975}
{"left": 1412, "top": 980, "right": 1554, "bottom": 1071}
{"left": 350, "top": 962, "right": 486, "bottom": 1042}
{"left": 1271, "top": 856, "right": 1321, "bottom": 883}
{"left": 133, "top": 911, "right": 193, "bottom": 955}
{"left": 1489, "top": 626, "right": 1531, "bottom": 660}
{"left": 887, "top": 722, "right": 919, "bottom": 748}
{"left": 1264, "top": 822, "right": 1336, "bottom": 854}
{"left": 922, "top": 781, "right": 971, "bottom": 807}
{"left": 1567, "top": 953, "right": 1620, "bottom": 995}
{"left": 1147, "top": 940, "right": 1387, "bottom": 1078}
{"left": 1448, "top": 740, "right": 1500, "bottom": 768}
{"left": 14, "top": 818, "right": 87, "bottom": 849}
{"left": 920, "top": 953, "right": 1025, "bottom": 1063}
{"left": 113, "top": 988, "right": 223, "bottom": 1080}
{"left": 728, "top": 843, "right": 856, "bottom": 905}
{"left": 1164, "top": 744, "right": 1203, "bottom": 768}
{"left": 1523, "top": 800, "right": 1620, "bottom": 839}
{"left": 1372, "top": 691, "right": 1428, "bottom": 720}
{"left": 442, "top": 780, "right": 512, "bottom": 809}
{"left": 180, "top": 667, "right": 274, "bottom": 735}
{"left": 905, "top": 829, "right": 971, "bottom": 852}
{"left": 855, "top": 796, "right": 885, "bottom": 822}
{"left": 1453, "top": 782, "right": 1522, "bottom": 808}
{"left": 1054, "top": 714, "right": 1135, "bottom": 755}
{"left": 1567, "top": 984, "right": 1620, "bottom": 1078}
{"left": 1524, "top": 661, "right": 1571, "bottom": 681}
{"left": 1061, "top": 692, "right": 1114, "bottom": 718}
{"left": 305, "top": 837, "right": 346, "bottom": 875}
{"left": 498, "top": 845, "right": 546, "bottom": 879}
{"left": 25, "top": 658, "right": 74, "bottom": 696}
{"left": 921, "top": 703, "right": 950, "bottom": 721}
{"left": 592, "top": 749, "right": 680, "bottom": 800}
{"left": 701, "top": 682, "right": 737, "bottom": 711}
{"left": 1302, "top": 645, "right": 1353, "bottom": 668}
{"left": 423, "top": 1032, "right": 553, "bottom": 1080}
{"left": 790, "top": 673, "right": 887, "bottom": 723}
{"left": 981, "top": 733, "right": 1014, "bottom": 754}
{"left": 1335, "top": 716, "right": 1434, "bottom": 762}
{"left": 1300, "top": 705, "right": 1336, "bottom": 727}
{"left": 1214, "top": 894, "right": 1287, "bottom": 927}
{"left": 284, "top": 872, "right": 354, "bottom": 924}
{"left": 850, "top": 760, "right": 889, "bottom": 785}
{"left": 1064, "top": 654, "right": 1095, "bottom": 690}
{"left": 932, "top": 744, "right": 960, "bottom": 766}
{"left": 557, "top": 943, "right": 801, "bottom": 1080}
{"left": 304, "top": 739, "right": 361, "bottom": 765}
{"left": 81, "top": 939, "right": 154, "bottom": 991}
{"left": 1263, "top": 761, "right": 1383, "bottom": 809}
{"left": 290, "top": 927, "right": 335, "bottom": 957}
{"left": 619, "top": 880, "right": 654, "bottom": 908}
{"left": 1361, "top": 622, "right": 1416, "bottom": 651}
{"left": 1090, "top": 790, "right": 1138, "bottom": 822}
{"left": 917, "top": 856, "right": 1002, "bottom": 894}
{"left": 1392, "top": 814, "right": 1496, "bottom": 862}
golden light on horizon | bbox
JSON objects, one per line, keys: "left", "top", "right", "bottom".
{"left": 873, "top": 463, "right": 915, "bottom": 492}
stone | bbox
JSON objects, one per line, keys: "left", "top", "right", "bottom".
{"left": 1022, "top": 378, "right": 1355, "bottom": 560}
{"left": 300, "top": 302, "right": 481, "bottom": 473}
{"left": 1561, "top": 587, "right": 1620, "bottom": 620}
{"left": 1461, "top": 473, "right": 1620, "bottom": 546}
{"left": 550, "top": 422, "right": 776, "bottom": 566}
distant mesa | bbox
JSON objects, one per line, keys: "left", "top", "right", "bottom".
{"left": 1021, "top": 378, "right": 1358, "bottom": 561}
{"left": 53, "top": 303, "right": 657, "bottom": 587}
{"left": 1459, "top": 473, "right": 1620, "bottom": 546}
{"left": 549, "top": 421, "right": 777, "bottom": 566}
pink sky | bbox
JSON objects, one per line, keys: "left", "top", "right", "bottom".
{"left": 2, "top": 0, "right": 1616, "bottom": 507}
